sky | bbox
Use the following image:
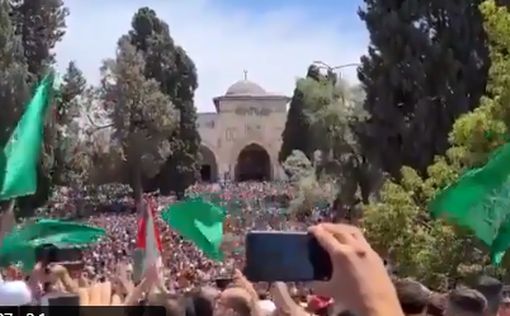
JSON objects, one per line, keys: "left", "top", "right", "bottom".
{"left": 56, "top": 0, "right": 368, "bottom": 113}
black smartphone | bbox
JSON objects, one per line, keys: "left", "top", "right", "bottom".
{"left": 214, "top": 277, "right": 233, "bottom": 290}
{"left": 36, "top": 244, "right": 83, "bottom": 264}
{"left": 244, "top": 231, "right": 332, "bottom": 282}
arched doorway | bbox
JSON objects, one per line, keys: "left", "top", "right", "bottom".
{"left": 235, "top": 143, "right": 271, "bottom": 182}
{"left": 199, "top": 145, "right": 218, "bottom": 182}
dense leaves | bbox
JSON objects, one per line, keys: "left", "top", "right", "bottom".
{"left": 279, "top": 65, "right": 317, "bottom": 162}
{"left": 51, "top": 61, "right": 87, "bottom": 185}
{"left": 357, "top": 0, "right": 490, "bottom": 179}
{"left": 0, "top": 0, "right": 29, "bottom": 148}
{"left": 101, "top": 37, "right": 178, "bottom": 203}
{"left": 127, "top": 7, "right": 200, "bottom": 197}
{"left": 10, "top": 0, "right": 68, "bottom": 81}
{"left": 282, "top": 67, "right": 373, "bottom": 220}
{"left": 362, "top": 0, "right": 510, "bottom": 290}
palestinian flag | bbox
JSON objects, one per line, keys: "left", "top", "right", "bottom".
{"left": 133, "top": 196, "right": 162, "bottom": 281}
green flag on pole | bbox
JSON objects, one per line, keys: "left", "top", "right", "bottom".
{"left": 161, "top": 197, "right": 225, "bottom": 261}
{"left": 0, "top": 73, "right": 55, "bottom": 200}
{"left": 429, "top": 141, "right": 510, "bottom": 264}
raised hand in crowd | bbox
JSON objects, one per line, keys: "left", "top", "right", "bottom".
{"left": 310, "top": 223, "right": 404, "bottom": 316}
{"left": 124, "top": 263, "right": 159, "bottom": 306}
{"left": 270, "top": 282, "right": 308, "bottom": 316}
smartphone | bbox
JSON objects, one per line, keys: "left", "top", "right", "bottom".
{"left": 244, "top": 231, "right": 332, "bottom": 282}
{"left": 214, "top": 277, "right": 233, "bottom": 290}
{"left": 36, "top": 244, "right": 83, "bottom": 264}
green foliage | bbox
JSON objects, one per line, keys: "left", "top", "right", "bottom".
{"left": 127, "top": 7, "right": 200, "bottom": 197}
{"left": 279, "top": 65, "right": 317, "bottom": 162}
{"left": 362, "top": 0, "right": 510, "bottom": 289}
{"left": 50, "top": 61, "right": 87, "bottom": 185}
{"left": 282, "top": 150, "right": 314, "bottom": 182}
{"left": 59, "top": 61, "right": 86, "bottom": 121}
{"left": 285, "top": 66, "right": 375, "bottom": 220}
{"left": 101, "top": 36, "right": 179, "bottom": 201}
{"left": 302, "top": 72, "right": 371, "bottom": 208}
{"left": 3, "top": 0, "right": 69, "bottom": 211}
{"left": 10, "top": 0, "right": 68, "bottom": 80}
{"left": 0, "top": 0, "right": 29, "bottom": 147}
{"left": 0, "top": 0, "right": 38, "bottom": 215}
{"left": 290, "top": 168, "right": 337, "bottom": 218}
{"left": 358, "top": 0, "right": 490, "bottom": 178}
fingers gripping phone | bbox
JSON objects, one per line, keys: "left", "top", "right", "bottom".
{"left": 244, "top": 231, "right": 332, "bottom": 282}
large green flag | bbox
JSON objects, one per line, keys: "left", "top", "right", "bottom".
{"left": 0, "top": 74, "right": 54, "bottom": 201}
{"left": 0, "top": 219, "right": 105, "bottom": 271}
{"left": 429, "top": 141, "right": 510, "bottom": 264}
{"left": 161, "top": 197, "right": 225, "bottom": 261}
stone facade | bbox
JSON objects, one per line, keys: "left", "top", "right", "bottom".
{"left": 197, "top": 80, "right": 290, "bottom": 182}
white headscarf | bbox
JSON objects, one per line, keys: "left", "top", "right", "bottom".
{"left": 0, "top": 281, "right": 32, "bottom": 306}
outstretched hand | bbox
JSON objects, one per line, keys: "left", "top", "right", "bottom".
{"left": 309, "top": 223, "right": 404, "bottom": 316}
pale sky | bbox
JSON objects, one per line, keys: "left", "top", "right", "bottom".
{"left": 55, "top": 0, "right": 368, "bottom": 113}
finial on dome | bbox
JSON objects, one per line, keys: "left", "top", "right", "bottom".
{"left": 243, "top": 69, "right": 248, "bottom": 80}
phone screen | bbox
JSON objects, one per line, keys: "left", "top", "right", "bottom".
{"left": 244, "top": 231, "right": 332, "bottom": 282}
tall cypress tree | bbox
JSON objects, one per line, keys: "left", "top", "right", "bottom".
{"left": 0, "top": 0, "right": 29, "bottom": 148}
{"left": 52, "top": 61, "right": 87, "bottom": 185}
{"left": 279, "top": 65, "right": 322, "bottom": 163}
{"left": 128, "top": 7, "right": 200, "bottom": 197}
{"left": 9, "top": 0, "right": 68, "bottom": 210}
{"left": 357, "top": 0, "right": 490, "bottom": 178}
{"left": 11, "top": 0, "right": 68, "bottom": 80}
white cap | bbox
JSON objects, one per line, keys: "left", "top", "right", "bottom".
{"left": 0, "top": 281, "right": 32, "bottom": 306}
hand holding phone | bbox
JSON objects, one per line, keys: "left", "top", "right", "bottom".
{"left": 308, "top": 223, "right": 404, "bottom": 316}
{"left": 243, "top": 231, "right": 332, "bottom": 282}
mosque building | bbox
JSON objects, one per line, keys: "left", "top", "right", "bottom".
{"left": 197, "top": 77, "right": 290, "bottom": 182}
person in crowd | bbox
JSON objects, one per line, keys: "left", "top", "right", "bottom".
{"left": 393, "top": 278, "right": 431, "bottom": 316}
{"left": 474, "top": 275, "right": 503, "bottom": 316}
{"left": 4, "top": 182, "right": 508, "bottom": 316}
{"left": 426, "top": 292, "right": 446, "bottom": 316}
{"left": 444, "top": 287, "right": 488, "bottom": 316}
{"left": 499, "top": 296, "right": 510, "bottom": 316}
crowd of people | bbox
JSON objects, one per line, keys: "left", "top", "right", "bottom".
{"left": 0, "top": 181, "right": 509, "bottom": 315}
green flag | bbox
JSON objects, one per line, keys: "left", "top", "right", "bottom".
{"left": 161, "top": 197, "right": 225, "bottom": 261}
{"left": 429, "top": 141, "right": 510, "bottom": 264}
{"left": 0, "top": 219, "right": 105, "bottom": 271}
{"left": 0, "top": 73, "right": 54, "bottom": 201}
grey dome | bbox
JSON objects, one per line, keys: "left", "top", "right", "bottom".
{"left": 225, "top": 80, "right": 266, "bottom": 96}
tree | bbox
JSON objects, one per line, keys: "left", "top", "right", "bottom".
{"left": 282, "top": 150, "right": 314, "bottom": 182}
{"left": 101, "top": 36, "right": 179, "bottom": 203}
{"left": 0, "top": 0, "right": 29, "bottom": 148}
{"left": 5, "top": 0, "right": 68, "bottom": 211}
{"left": 59, "top": 61, "right": 86, "bottom": 119}
{"left": 10, "top": 0, "right": 68, "bottom": 80}
{"left": 362, "top": 0, "right": 510, "bottom": 290}
{"left": 127, "top": 7, "right": 200, "bottom": 197}
{"left": 357, "top": 0, "right": 491, "bottom": 179}
{"left": 279, "top": 65, "right": 318, "bottom": 162}
{"left": 51, "top": 61, "right": 87, "bottom": 185}
{"left": 285, "top": 68, "right": 374, "bottom": 221}
{"left": 306, "top": 73, "right": 375, "bottom": 218}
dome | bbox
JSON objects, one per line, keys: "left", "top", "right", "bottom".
{"left": 225, "top": 80, "right": 266, "bottom": 96}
